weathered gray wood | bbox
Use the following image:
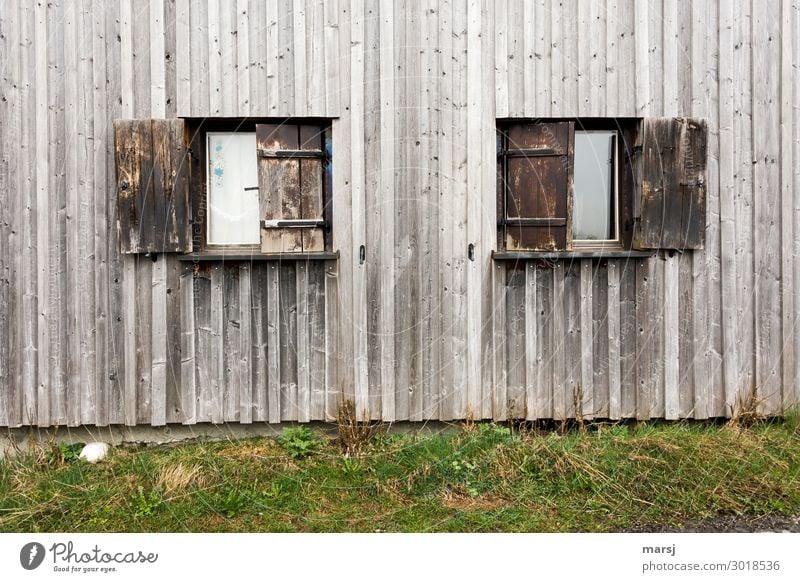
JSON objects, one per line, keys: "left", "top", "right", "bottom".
{"left": 165, "top": 256, "right": 183, "bottom": 424}
{"left": 238, "top": 264, "right": 253, "bottom": 423}
{"left": 552, "top": 263, "right": 567, "bottom": 420}
{"left": 664, "top": 254, "right": 680, "bottom": 419}
{"left": 491, "top": 262, "right": 507, "bottom": 420}
{"left": 753, "top": 7, "right": 782, "bottom": 415}
{"left": 279, "top": 263, "right": 298, "bottom": 421}
{"left": 717, "top": 0, "right": 739, "bottom": 414}
{"left": 222, "top": 265, "right": 240, "bottom": 422}
{"left": 34, "top": 0, "right": 50, "bottom": 427}
{"left": 779, "top": 0, "right": 795, "bottom": 411}
{"left": 465, "top": 0, "right": 482, "bottom": 420}
{"left": 378, "top": 0, "right": 396, "bottom": 422}
{"left": 635, "top": 258, "right": 652, "bottom": 419}
{"left": 266, "top": 263, "right": 281, "bottom": 423}
{"left": 535, "top": 265, "right": 553, "bottom": 418}
{"left": 506, "top": 268, "right": 525, "bottom": 418}
{"left": 0, "top": 1, "right": 11, "bottom": 428}
{"left": 309, "top": 263, "right": 326, "bottom": 420}
{"left": 251, "top": 265, "right": 268, "bottom": 422}
{"left": 524, "top": 263, "right": 537, "bottom": 419}
{"left": 209, "top": 264, "right": 224, "bottom": 423}
{"left": 2, "top": 1, "right": 799, "bottom": 428}
{"left": 324, "top": 261, "right": 339, "bottom": 420}
{"left": 179, "top": 266, "right": 196, "bottom": 424}
{"left": 607, "top": 261, "right": 622, "bottom": 419}
{"left": 579, "top": 261, "right": 594, "bottom": 418}
{"left": 564, "top": 264, "right": 580, "bottom": 418}
{"left": 591, "top": 261, "right": 609, "bottom": 417}
{"left": 175, "top": 0, "right": 190, "bottom": 117}
{"left": 151, "top": 256, "right": 167, "bottom": 426}
{"left": 296, "top": 262, "right": 311, "bottom": 422}
{"left": 364, "top": 0, "right": 382, "bottom": 421}
{"left": 135, "top": 258, "right": 153, "bottom": 425}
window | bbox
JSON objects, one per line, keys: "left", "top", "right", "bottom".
{"left": 206, "top": 132, "right": 260, "bottom": 246}
{"left": 186, "top": 118, "right": 332, "bottom": 255}
{"left": 573, "top": 130, "right": 617, "bottom": 247}
{"left": 496, "top": 117, "right": 707, "bottom": 254}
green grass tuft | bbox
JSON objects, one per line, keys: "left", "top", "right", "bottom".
{"left": 2, "top": 420, "right": 800, "bottom": 532}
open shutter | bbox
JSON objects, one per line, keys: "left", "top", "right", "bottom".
{"left": 256, "top": 124, "right": 327, "bottom": 253}
{"left": 634, "top": 117, "right": 707, "bottom": 250}
{"left": 502, "top": 121, "right": 574, "bottom": 251}
{"left": 114, "top": 119, "right": 191, "bottom": 254}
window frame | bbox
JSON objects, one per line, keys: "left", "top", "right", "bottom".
{"left": 496, "top": 117, "right": 639, "bottom": 255}
{"left": 186, "top": 117, "right": 333, "bottom": 256}
{"left": 572, "top": 128, "right": 620, "bottom": 250}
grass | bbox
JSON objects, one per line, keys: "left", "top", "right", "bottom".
{"left": 2, "top": 418, "right": 800, "bottom": 532}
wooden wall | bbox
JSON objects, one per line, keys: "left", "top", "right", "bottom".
{"left": 1, "top": 0, "right": 798, "bottom": 426}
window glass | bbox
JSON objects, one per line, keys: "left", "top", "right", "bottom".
{"left": 207, "top": 132, "right": 260, "bottom": 245}
{"left": 573, "top": 131, "right": 616, "bottom": 242}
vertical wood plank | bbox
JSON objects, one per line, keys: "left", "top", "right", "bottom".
{"left": 151, "top": 256, "right": 167, "bottom": 426}
{"left": 222, "top": 265, "right": 239, "bottom": 422}
{"left": 465, "top": 0, "right": 482, "bottom": 420}
{"left": 717, "top": 0, "right": 739, "bottom": 414}
{"left": 491, "top": 262, "right": 507, "bottom": 420}
{"left": 210, "top": 264, "right": 223, "bottom": 423}
{"left": 579, "top": 261, "right": 594, "bottom": 418}
{"left": 309, "top": 263, "right": 326, "bottom": 419}
{"left": 34, "top": 0, "right": 50, "bottom": 426}
{"left": 266, "top": 263, "right": 281, "bottom": 422}
{"left": 237, "top": 0, "right": 251, "bottom": 116}
{"left": 279, "top": 263, "right": 298, "bottom": 420}
{"left": 779, "top": 0, "right": 796, "bottom": 410}
{"left": 296, "top": 262, "right": 311, "bottom": 422}
{"left": 251, "top": 265, "right": 268, "bottom": 421}
{"left": 664, "top": 254, "right": 680, "bottom": 419}
{"left": 524, "top": 263, "right": 537, "bottom": 419}
{"left": 379, "top": 0, "right": 396, "bottom": 421}
{"left": 239, "top": 264, "right": 253, "bottom": 423}
{"left": 324, "top": 261, "right": 339, "bottom": 420}
{"left": 293, "top": 0, "right": 307, "bottom": 114}
{"left": 607, "top": 260, "right": 621, "bottom": 419}
{"left": 175, "top": 0, "right": 190, "bottom": 116}
{"left": 552, "top": 262, "right": 566, "bottom": 420}
{"left": 180, "top": 267, "right": 196, "bottom": 424}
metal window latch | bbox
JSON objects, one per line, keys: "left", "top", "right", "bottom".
{"left": 262, "top": 218, "right": 328, "bottom": 229}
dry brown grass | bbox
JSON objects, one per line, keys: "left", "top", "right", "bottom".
{"left": 441, "top": 488, "right": 506, "bottom": 511}
{"left": 155, "top": 462, "right": 206, "bottom": 496}
{"left": 336, "top": 399, "right": 383, "bottom": 456}
{"left": 729, "top": 386, "right": 767, "bottom": 428}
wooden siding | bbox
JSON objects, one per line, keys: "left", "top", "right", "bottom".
{"left": 0, "top": 0, "right": 798, "bottom": 426}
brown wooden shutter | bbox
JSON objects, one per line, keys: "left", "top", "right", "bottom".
{"left": 634, "top": 117, "right": 707, "bottom": 250}
{"left": 114, "top": 119, "right": 191, "bottom": 254}
{"left": 502, "top": 121, "right": 574, "bottom": 251}
{"left": 256, "top": 124, "right": 326, "bottom": 253}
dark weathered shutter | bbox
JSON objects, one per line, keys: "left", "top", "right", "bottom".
{"left": 256, "top": 124, "right": 326, "bottom": 253}
{"left": 501, "top": 121, "right": 574, "bottom": 251}
{"left": 114, "top": 119, "right": 190, "bottom": 254}
{"left": 634, "top": 117, "right": 707, "bottom": 250}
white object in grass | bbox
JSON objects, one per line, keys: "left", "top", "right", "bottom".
{"left": 79, "top": 442, "right": 110, "bottom": 463}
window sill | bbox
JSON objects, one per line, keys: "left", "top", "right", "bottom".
{"left": 492, "top": 250, "right": 654, "bottom": 261}
{"left": 177, "top": 251, "right": 339, "bottom": 262}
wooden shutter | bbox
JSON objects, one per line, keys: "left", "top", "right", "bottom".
{"left": 114, "top": 119, "right": 191, "bottom": 254}
{"left": 256, "top": 124, "right": 327, "bottom": 253}
{"left": 501, "top": 121, "right": 574, "bottom": 251}
{"left": 634, "top": 117, "right": 707, "bottom": 250}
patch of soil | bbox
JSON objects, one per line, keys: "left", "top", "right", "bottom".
{"left": 623, "top": 514, "right": 800, "bottom": 533}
